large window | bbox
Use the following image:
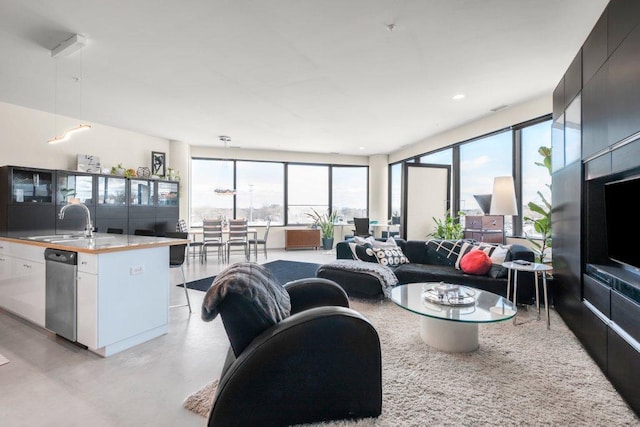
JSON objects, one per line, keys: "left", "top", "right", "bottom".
{"left": 287, "top": 164, "right": 329, "bottom": 224}
{"left": 459, "top": 131, "right": 513, "bottom": 215}
{"left": 459, "top": 131, "right": 513, "bottom": 235}
{"left": 191, "top": 159, "right": 368, "bottom": 227}
{"left": 521, "top": 119, "right": 552, "bottom": 238}
{"left": 332, "top": 166, "right": 368, "bottom": 222}
{"left": 236, "top": 161, "right": 284, "bottom": 225}
{"left": 389, "top": 162, "right": 402, "bottom": 220}
{"left": 191, "top": 159, "right": 234, "bottom": 226}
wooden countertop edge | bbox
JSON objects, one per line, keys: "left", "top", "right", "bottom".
{"left": 0, "top": 236, "right": 189, "bottom": 254}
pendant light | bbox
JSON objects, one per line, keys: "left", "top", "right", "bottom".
{"left": 214, "top": 136, "right": 236, "bottom": 196}
{"left": 47, "top": 34, "right": 91, "bottom": 144}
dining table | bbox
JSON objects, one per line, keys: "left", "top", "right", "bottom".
{"left": 188, "top": 226, "right": 259, "bottom": 261}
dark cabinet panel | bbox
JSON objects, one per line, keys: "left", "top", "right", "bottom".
{"left": 611, "top": 291, "right": 640, "bottom": 344}
{"left": 582, "top": 62, "right": 609, "bottom": 159}
{"left": 584, "top": 274, "right": 611, "bottom": 317}
{"left": 581, "top": 304, "right": 609, "bottom": 372}
{"left": 608, "top": 23, "right": 640, "bottom": 147}
{"left": 7, "top": 205, "right": 55, "bottom": 232}
{"left": 554, "top": 286, "right": 583, "bottom": 336}
{"left": 551, "top": 163, "right": 582, "bottom": 299}
{"left": 607, "top": 330, "right": 640, "bottom": 414}
{"left": 94, "top": 206, "right": 128, "bottom": 234}
{"left": 583, "top": 11, "right": 608, "bottom": 85}
{"left": 564, "top": 50, "right": 582, "bottom": 105}
{"left": 584, "top": 153, "right": 611, "bottom": 180}
{"left": 607, "top": 0, "right": 640, "bottom": 56}
{"left": 612, "top": 138, "right": 640, "bottom": 175}
{"left": 552, "top": 78, "right": 564, "bottom": 121}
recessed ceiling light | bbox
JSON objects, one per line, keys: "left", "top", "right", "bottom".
{"left": 359, "top": 146, "right": 365, "bottom": 150}
{"left": 452, "top": 94, "right": 465, "bottom": 100}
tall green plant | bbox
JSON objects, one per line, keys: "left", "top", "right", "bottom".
{"left": 305, "top": 208, "right": 337, "bottom": 239}
{"left": 429, "top": 210, "right": 465, "bottom": 239}
{"left": 524, "top": 146, "right": 552, "bottom": 263}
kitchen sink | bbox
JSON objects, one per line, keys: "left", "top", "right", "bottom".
{"left": 27, "top": 234, "right": 115, "bottom": 243}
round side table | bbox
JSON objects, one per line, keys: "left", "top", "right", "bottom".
{"left": 502, "top": 261, "right": 553, "bottom": 329}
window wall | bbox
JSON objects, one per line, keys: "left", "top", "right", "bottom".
{"left": 521, "top": 119, "right": 552, "bottom": 238}
{"left": 332, "top": 166, "right": 368, "bottom": 222}
{"left": 191, "top": 159, "right": 368, "bottom": 226}
{"left": 392, "top": 115, "right": 552, "bottom": 238}
{"left": 287, "top": 164, "right": 329, "bottom": 224}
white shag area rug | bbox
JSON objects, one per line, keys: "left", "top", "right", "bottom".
{"left": 184, "top": 299, "right": 640, "bottom": 426}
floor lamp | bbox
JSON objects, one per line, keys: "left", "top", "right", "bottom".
{"left": 489, "top": 176, "right": 517, "bottom": 244}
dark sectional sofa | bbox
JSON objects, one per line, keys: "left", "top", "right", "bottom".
{"left": 319, "top": 238, "right": 539, "bottom": 304}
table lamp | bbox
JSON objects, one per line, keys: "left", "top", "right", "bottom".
{"left": 489, "top": 176, "right": 517, "bottom": 243}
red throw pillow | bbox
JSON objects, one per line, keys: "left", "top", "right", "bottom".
{"left": 460, "top": 249, "right": 492, "bottom": 275}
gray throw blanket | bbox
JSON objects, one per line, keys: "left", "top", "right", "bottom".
{"left": 201, "top": 262, "right": 291, "bottom": 323}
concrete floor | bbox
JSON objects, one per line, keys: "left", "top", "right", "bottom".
{"left": 0, "top": 247, "right": 338, "bottom": 427}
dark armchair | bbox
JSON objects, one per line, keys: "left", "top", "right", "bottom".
{"left": 201, "top": 263, "right": 382, "bottom": 427}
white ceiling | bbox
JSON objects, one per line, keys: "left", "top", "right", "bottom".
{"left": 0, "top": 0, "right": 608, "bottom": 156}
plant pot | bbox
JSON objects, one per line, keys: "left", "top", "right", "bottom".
{"left": 322, "top": 237, "right": 334, "bottom": 250}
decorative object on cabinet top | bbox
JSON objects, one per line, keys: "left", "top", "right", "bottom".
{"left": 76, "top": 154, "right": 101, "bottom": 173}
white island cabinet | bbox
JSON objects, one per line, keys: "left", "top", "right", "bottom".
{"left": 0, "top": 241, "right": 45, "bottom": 327}
{"left": 0, "top": 234, "right": 184, "bottom": 357}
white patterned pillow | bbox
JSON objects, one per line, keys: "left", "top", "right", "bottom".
{"left": 476, "top": 243, "right": 512, "bottom": 278}
{"left": 372, "top": 246, "right": 410, "bottom": 267}
{"left": 454, "top": 241, "right": 478, "bottom": 269}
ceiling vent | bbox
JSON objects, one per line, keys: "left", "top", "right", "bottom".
{"left": 490, "top": 104, "right": 510, "bottom": 113}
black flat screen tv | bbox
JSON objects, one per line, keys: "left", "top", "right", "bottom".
{"left": 604, "top": 174, "right": 640, "bottom": 271}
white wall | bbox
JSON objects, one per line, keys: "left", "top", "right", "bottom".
{"left": 368, "top": 154, "right": 388, "bottom": 224}
{"left": 0, "top": 102, "right": 170, "bottom": 171}
{"left": 389, "top": 95, "right": 551, "bottom": 163}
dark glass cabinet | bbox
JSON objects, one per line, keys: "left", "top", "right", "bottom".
{"left": 0, "top": 166, "right": 55, "bottom": 232}
{"left": 0, "top": 165, "right": 179, "bottom": 235}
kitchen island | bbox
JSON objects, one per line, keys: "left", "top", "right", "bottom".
{"left": 0, "top": 232, "right": 187, "bottom": 357}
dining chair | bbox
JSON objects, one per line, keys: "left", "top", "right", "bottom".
{"left": 201, "top": 218, "right": 225, "bottom": 263}
{"left": 164, "top": 231, "right": 191, "bottom": 313}
{"left": 177, "top": 219, "right": 202, "bottom": 262}
{"left": 248, "top": 218, "right": 271, "bottom": 260}
{"left": 226, "top": 218, "right": 250, "bottom": 261}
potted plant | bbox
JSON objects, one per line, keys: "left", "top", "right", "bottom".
{"left": 428, "top": 210, "right": 465, "bottom": 239}
{"left": 524, "top": 146, "right": 552, "bottom": 263}
{"left": 306, "top": 208, "right": 338, "bottom": 250}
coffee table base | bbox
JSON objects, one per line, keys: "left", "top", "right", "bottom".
{"left": 420, "top": 317, "right": 479, "bottom": 353}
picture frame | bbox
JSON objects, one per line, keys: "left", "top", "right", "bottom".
{"left": 151, "top": 151, "right": 166, "bottom": 177}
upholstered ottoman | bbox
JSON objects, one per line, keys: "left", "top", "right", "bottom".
{"left": 316, "top": 260, "right": 398, "bottom": 300}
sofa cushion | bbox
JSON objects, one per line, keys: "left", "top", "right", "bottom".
{"left": 371, "top": 246, "right": 410, "bottom": 267}
{"left": 348, "top": 242, "right": 378, "bottom": 263}
{"left": 425, "top": 239, "right": 472, "bottom": 266}
{"left": 459, "top": 250, "right": 492, "bottom": 275}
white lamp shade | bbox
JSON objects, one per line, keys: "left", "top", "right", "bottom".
{"left": 490, "top": 176, "right": 518, "bottom": 216}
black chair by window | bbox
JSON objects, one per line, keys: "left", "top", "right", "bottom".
{"left": 106, "top": 227, "right": 124, "bottom": 234}
{"left": 164, "top": 231, "right": 191, "bottom": 313}
{"left": 352, "top": 217, "right": 372, "bottom": 237}
{"left": 248, "top": 218, "right": 271, "bottom": 260}
{"left": 202, "top": 263, "right": 382, "bottom": 426}
{"left": 134, "top": 229, "right": 155, "bottom": 236}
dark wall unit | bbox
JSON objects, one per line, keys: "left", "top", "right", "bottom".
{"left": 55, "top": 170, "right": 96, "bottom": 234}
{"left": 0, "top": 166, "right": 55, "bottom": 232}
{"left": 583, "top": 12, "right": 608, "bottom": 85}
{"left": 552, "top": 0, "right": 640, "bottom": 416}
{"left": 95, "top": 175, "right": 129, "bottom": 233}
{"left": 0, "top": 165, "right": 180, "bottom": 236}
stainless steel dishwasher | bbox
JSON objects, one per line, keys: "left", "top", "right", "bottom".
{"left": 45, "top": 248, "right": 78, "bottom": 342}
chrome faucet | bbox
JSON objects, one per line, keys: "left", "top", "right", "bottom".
{"left": 59, "top": 202, "right": 94, "bottom": 238}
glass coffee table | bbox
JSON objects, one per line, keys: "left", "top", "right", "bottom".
{"left": 390, "top": 283, "right": 517, "bottom": 352}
